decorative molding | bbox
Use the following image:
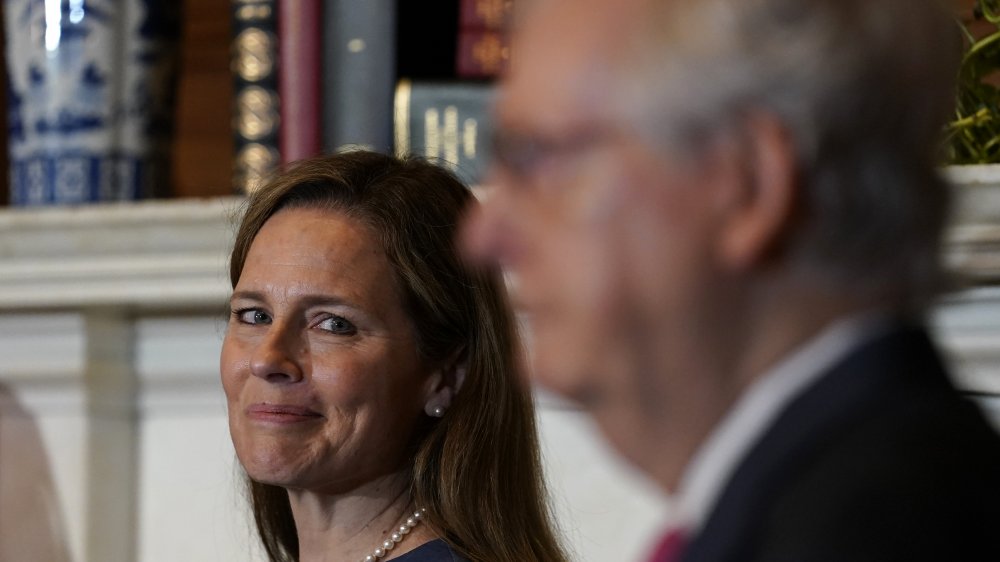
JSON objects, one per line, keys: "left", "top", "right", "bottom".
{"left": 0, "top": 171, "right": 996, "bottom": 310}
{"left": 0, "top": 197, "right": 242, "bottom": 310}
{"left": 944, "top": 165, "right": 1000, "bottom": 283}
{"left": 932, "top": 286, "right": 1000, "bottom": 395}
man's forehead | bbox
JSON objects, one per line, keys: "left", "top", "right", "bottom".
{"left": 513, "top": 0, "right": 646, "bottom": 61}
{"left": 497, "top": 0, "right": 644, "bottom": 133}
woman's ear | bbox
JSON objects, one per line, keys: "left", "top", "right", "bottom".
{"left": 424, "top": 347, "right": 468, "bottom": 418}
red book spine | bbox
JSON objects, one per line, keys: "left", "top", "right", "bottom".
{"left": 459, "top": 0, "right": 513, "bottom": 29}
{"left": 457, "top": 0, "right": 514, "bottom": 78}
{"left": 278, "top": 0, "right": 322, "bottom": 164}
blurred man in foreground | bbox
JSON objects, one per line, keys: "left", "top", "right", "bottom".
{"left": 463, "top": 0, "right": 1000, "bottom": 559}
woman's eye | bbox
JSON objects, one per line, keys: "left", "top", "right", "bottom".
{"left": 317, "top": 315, "right": 356, "bottom": 335}
{"left": 235, "top": 309, "right": 271, "bottom": 325}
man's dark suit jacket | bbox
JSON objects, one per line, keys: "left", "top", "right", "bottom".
{"left": 681, "top": 326, "right": 1000, "bottom": 562}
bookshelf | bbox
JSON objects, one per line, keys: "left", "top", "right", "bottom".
{"left": 0, "top": 0, "right": 992, "bottom": 204}
{"left": 0, "top": 0, "right": 510, "bottom": 204}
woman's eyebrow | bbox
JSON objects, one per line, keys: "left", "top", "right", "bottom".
{"left": 296, "top": 294, "right": 358, "bottom": 310}
{"left": 229, "top": 290, "right": 266, "bottom": 303}
{"left": 231, "top": 290, "right": 362, "bottom": 310}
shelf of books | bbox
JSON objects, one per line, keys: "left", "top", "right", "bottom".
{"left": 0, "top": 0, "right": 509, "bottom": 205}
{"left": 0, "top": 0, "right": 994, "bottom": 206}
{"left": 234, "top": 0, "right": 510, "bottom": 193}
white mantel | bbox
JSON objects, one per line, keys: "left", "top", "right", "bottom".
{"left": 1, "top": 171, "right": 1000, "bottom": 561}
{"left": 0, "top": 197, "right": 238, "bottom": 310}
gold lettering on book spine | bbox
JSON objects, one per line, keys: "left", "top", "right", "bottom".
{"left": 235, "top": 0, "right": 273, "bottom": 21}
{"left": 234, "top": 28, "right": 275, "bottom": 82}
{"left": 425, "top": 109, "right": 442, "bottom": 164}
{"left": 474, "top": 0, "right": 513, "bottom": 29}
{"left": 463, "top": 119, "right": 478, "bottom": 160}
{"left": 424, "top": 107, "right": 458, "bottom": 168}
{"left": 394, "top": 80, "right": 412, "bottom": 156}
{"left": 471, "top": 33, "right": 508, "bottom": 74}
{"left": 425, "top": 107, "right": 479, "bottom": 170}
{"left": 235, "top": 143, "right": 279, "bottom": 194}
{"left": 236, "top": 86, "right": 278, "bottom": 140}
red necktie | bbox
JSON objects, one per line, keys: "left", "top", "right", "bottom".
{"left": 646, "top": 527, "right": 690, "bottom": 562}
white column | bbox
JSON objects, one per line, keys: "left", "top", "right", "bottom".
{"left": 0, "top": 311, "right": 136, "bottom": 562}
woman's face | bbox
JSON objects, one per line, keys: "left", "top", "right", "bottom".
{"left": 221, "top": 207, "right": 439, "bottom": 493}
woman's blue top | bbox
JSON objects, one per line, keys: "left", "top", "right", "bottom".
{"left": 393, "top": 539, "right": 469, "bottom": 562}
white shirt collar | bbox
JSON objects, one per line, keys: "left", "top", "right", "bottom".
{"left": 672, "top": 312, "right": 892, "bottom": 532}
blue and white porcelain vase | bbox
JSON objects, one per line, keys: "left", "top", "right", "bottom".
{"left": 4, "top": 0, "right": 180, "bottom": 205}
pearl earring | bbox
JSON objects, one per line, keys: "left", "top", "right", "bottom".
{"left": 431, "top": 405, "right": 446, "bottom": 418}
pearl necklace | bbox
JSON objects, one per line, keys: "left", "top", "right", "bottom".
{"left": 361, "top": 508, "right": 427, "bottom": 562}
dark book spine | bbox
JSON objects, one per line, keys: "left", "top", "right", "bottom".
{"left": 278, "top": 0, "right": 322, "bottom": 164}
{"left": 231, "top": 0, "right": 280, "bottom": 194}
{"left": 456, "top": 0, "right": 513, "bottom": 78}
{"left": 322, "top": 0, "right": 397, "bottom": 153}
{"left": 396, "top": 2, "right": 460, "bottom": 80}
{"left": 394, "top": 81, "right": 495, "bottom": 185}
{"left": 0, "top": 0, "right": 7, "bottom": 206}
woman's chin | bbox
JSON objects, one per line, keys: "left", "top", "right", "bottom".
{"left": 236, "top": 445, "right": 311, "bottom": 488}
{"left": 242, "top": 461, "right": 298, "bottom": 487}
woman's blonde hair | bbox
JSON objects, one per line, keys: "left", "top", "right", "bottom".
{"left": 228, "top": 150, "right": 568, "bottom": 562}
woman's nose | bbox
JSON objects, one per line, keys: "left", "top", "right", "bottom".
{"left": 249, "top": 324, "right": 305, "bottom": 384}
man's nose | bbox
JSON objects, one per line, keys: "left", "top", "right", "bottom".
{"left": 460, "top": 174, "right": 522, "bottom": 268}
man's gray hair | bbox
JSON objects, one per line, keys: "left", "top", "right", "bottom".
{"left": 624, "top": 0, "right": 961, "bottom": 308}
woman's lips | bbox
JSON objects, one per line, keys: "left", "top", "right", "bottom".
{"left": 246, "top": 403, "right": 323, "bottom": 424}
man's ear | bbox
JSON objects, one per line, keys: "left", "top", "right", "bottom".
{"left": 423, "top": 347, "right": 468, "bottom": 418}
{"left": 716, "top": 112, "right": 798, "bottom": 271}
